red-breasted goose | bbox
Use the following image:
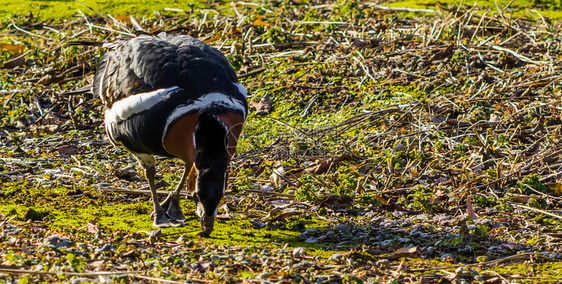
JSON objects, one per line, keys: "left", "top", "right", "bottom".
{"left": 94, "top": 33, "right": 248, "bottom": 235}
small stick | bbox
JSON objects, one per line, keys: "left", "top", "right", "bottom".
{"left": 74, "top": 0, "right": 110, "bottom": 21}
{"left": 132, "top": 275, "right": 212, "bottom": 283}
{"left": 407, "top": 252, "right": 538, "bottom": 272}
{"left": 7, "top": 17, "right": 51, "bottom": 41}
{"left": 98, "top": 188, "right": 187, "bottom": 196}
{"left": 3, "top": 90, "right": 20, "bottom": 107}
{"left": 242, "top": 189, "right": 296, "bottom": 198}
{"left": 301, "top": 91, "right": 324, "bottom": 117}
{"left": 492, "top": 45, "right": 546, "bottom": 65}
{"left": 238, "top": 68, "right": 266, "bottom": 79}
{"left": 369, "top": 5, "right": 439, "bottom": 13}
{"left": 0, "top": 268, "right": 144, "bottom": 277}
{"left": 86, "top": 23, "right": 135, "bottom": 37}
{"left": 511, "top": 203, "right": 562, "bottom": 220}
{"left": 129, "top": 16, "right": 145, "bottom": 32}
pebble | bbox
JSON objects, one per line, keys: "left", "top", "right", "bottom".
{"left": 329, "top": 253, "right": 343, "bottom": 261}
{"left": 380, "top": 239, "right": 394, "bottom": 247}
{"left": 336, "top": 224, "right": 351, "bottom": 234}
{"left": 292, "top": 247, "right": 306, "bottom": 257}
{"left": 43, "top": 234, "right": 74, "bottom": 248}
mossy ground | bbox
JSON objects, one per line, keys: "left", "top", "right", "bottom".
{"left": 3, "top": 0, "right": 562, "bottom": 282}
{"left": 2, "top": 0, "right": 562, "bottom": 20}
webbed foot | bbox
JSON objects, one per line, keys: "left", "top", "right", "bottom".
{"left": 160, "top": 192, "right": 186, "bottom": 223}
{"left": 151, "top": 207, "right": 183, "bottom": 228}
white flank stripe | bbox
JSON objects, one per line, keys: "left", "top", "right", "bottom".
{"left": 162, "top": 92, "right": 246, "bottom": 144}
{"left": 234, "top": 83, "right": 247, "bottom": 98}
{"left": 105, "top": 87, "right": 180, "bottom": 124}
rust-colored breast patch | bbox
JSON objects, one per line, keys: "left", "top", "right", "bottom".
{"left": 163, "top": 113, "right": 198, "bottom": 165}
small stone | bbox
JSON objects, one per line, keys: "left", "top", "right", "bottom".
{"left": 376, "top": 259, "right": 390, "bottom": 266}
{"left": 43, "top": 234, "right": 74, "bottom": 248}
{"left": 426, "top": 246, "right": 435, "bottom": 255}
{"left": 177, "top": 235, "right": 190, "bottom": 243}
{"left": 257, "top": 272, "right": 270, "bottom": 279}
{"left": 336, "top": 224, "right": 351, "bottom": 234}
{"left": 148, "top": 229, "right": 162, "bottom": 242}
{"left": 440, "top": 253, "right": 455, "bottom": 263}
{"left": 251, "top": 219, "right": 266, "bottom": 229}
{"left": 71, "top": 278, "right": 90, "bottom": 284}
{"left": 329, "top": 253, "right": 343, "bottom": 261}
{"left": 380, "top": 239, "right": 393, "bottom": 247}
{"left": 292, "top": 247, "right": 306, "bottom": 257}
{"left": 305, "top": 236, "right": 318, "bottom": 243}
{"left": 96, "top": 243, "right": 115, "bottom": 254}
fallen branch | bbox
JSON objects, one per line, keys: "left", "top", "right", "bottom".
{"left": 407, "top": 252, "right": 540, "bottom": 272}
{"left": 510, "top": 203, "right": 562, "bottom": 220}
{"left": 0, "top": 267, "right": 144, "bottom": 277}
{"left": 131, "top": 274, "right": 213, "bottom": 283}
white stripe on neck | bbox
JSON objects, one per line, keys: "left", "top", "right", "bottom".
{"left": 161, "top": 92, "right": 246, "bottom": 144}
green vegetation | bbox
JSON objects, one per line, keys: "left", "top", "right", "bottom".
{"left": 0, "top": 0, "right": 193, "bottom": 20}
{"left": 2, "top": 0, "right": 562, "bottom": 20}
{"left": 3, "top": 0, "right": 562, "bottom": 282}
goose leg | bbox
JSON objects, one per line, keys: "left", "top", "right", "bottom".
{"left": 136, "top": 154, "right": 178, "bottom": 228}
{"left": 146, "top": 165, "right": 173, "bottom": 228}
{"left": 159, "top": 165, "right": 189, "bottom": 222}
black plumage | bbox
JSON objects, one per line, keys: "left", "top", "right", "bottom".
{"left": 94, "top": 34, "right": 243, "bottom": 106}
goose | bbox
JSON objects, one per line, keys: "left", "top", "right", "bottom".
{"left": 94, "top": 33, "right": 247, "bottom": 235}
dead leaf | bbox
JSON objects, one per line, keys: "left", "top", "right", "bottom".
{"left": 114, "top": 16, "right": 131, "bottom": 23}
{"left": 265, "top": 207, "right": 302, "bottom": 222}
{"left": 427, "top": 43, "right": 455, "bottom": 63}
{"left": 467, "top": 195, "right": 479, "bottom": 219}
{"left": 0, "top": 43, "right": 25, "bottom": 53}
{"left": 2, "top": 52, "right": 27, "bottom": 69}
{"left": 253, "top": 17, "right": 273, "bottom": 27}
{"left": 380, "top": 246, "right": 418, "bottom": 260}
{"left": 306, "top": 154, "right": 348, "bottom": 174}
{"left": 251, "top": 93, "right": 272, "bottom": 115}
{"left": 37, "top": 124, "right": 62, "bottom": 134}
{"left": 424, "top": 104, "right": 454, "bottom": 114}
{"left": 57, "top": 145, "right": 79, "bottom": 157}
{"left": 270, "top": 166, "right": 285, "bottom": 186}
{"left": 489, "top": 114, "right": 501, "bottom": 123}
{"left": 113, "top": 166, "right": 138, "bottom": 180}
{"left": 549, "top": 183, "right": 562, "bottom": 195}
{"left": 444, "top": 119, "right": 471, "bottom": 128}
{"left": 38, "top": 74, "right": 62, "bottom": 85}
{"left": 251, "top": 165, "right": 264, "bottom": 176}
{"left": 78, "top": 223, "right": 99, "bottom": 234}
{"left": 315, "top": 194, "right": 353, "bottom": 210}
{"left": 431, "top": 116, "right": 446, "bottom": 124}
{"left": 190, "top": 261, "right": 215, "bottom": 273}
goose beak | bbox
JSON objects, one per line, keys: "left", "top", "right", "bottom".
{"left": 200, "top": 215, "right": 215, "bottom": 236}
{"left": 196, "top": 200, "right": 217, "bottom": 236}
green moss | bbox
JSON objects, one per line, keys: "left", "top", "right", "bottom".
{"left": 24, "top": 207, "right": 49, "bottom": 221}
{"left": 0, "top": 0, "right": 201, "bottom": 20}
{"left": 0, "top": 181, "right": 338, "bottom": 257}
{"left": 492, "top": 261, "right": 562, "bottom": 278}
